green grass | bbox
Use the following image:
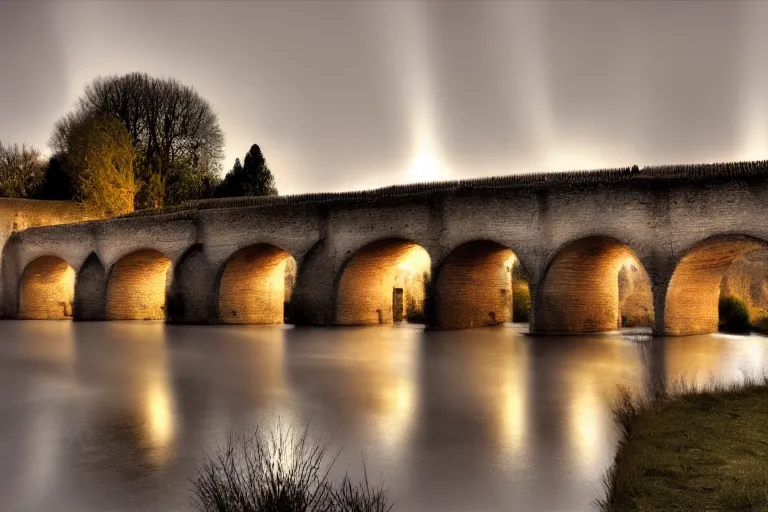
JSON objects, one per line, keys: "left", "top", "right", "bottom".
{"left": 598, "top": 378, "right": 768, "bottom": 512}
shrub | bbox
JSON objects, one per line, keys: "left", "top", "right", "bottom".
{"left": 751, "top": 309, "right": 768, "bottom": 335}
{"left": 192, "top": 422, "right": 393, "bottom": 512}
{"left": 512, "top": 282, "right": 531, "bottom": 323}
{"left": 718, "top": 295, "right": 751, "bottom": 334}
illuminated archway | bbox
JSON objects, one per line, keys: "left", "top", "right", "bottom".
{"left": 19, "top": 256, "right": 75, "bottom": 319}
{"left": 217, "top": 244, "right": 296, "bottom": 324}
{"left": 106, "top": 250, "right": 171, "bottom": 320}
{"left": 334, "top": 239, "right": 431, "bottom": 326}
{"left": 664, "top": 236, "right": 766, "bottom": 336}
{"left": 533, "top": 236, "right": 652, "bottom": 334}
{"left": 433, "top": 241, "right": 521, "bottom": 329}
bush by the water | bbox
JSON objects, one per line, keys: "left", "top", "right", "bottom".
{"left": 193, "top": 422, "right": 393, "bottom": 512}
{"left": 512, "top": 282, "right": 531, "bottom": 323}
{"left": 718, "top": 295, "right": 751, "bottom": 333}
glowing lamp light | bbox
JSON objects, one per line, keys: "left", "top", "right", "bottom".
{"left": 409, "top": 151, "right": 444, "bottom": 182}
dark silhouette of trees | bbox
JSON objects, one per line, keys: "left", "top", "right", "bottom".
{"left": 50, "top": 72, "right": 225, "bottom": 209}
{"left": 0, "top": 142, "right": 45, "bottom": 198}
{"left": 216, "top": 144, "right": 278, "bottom": 198}
{"left": 34, "top": 152, "right": 74, "bottom": 200}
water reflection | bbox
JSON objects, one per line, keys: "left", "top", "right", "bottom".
{"left": 283, "top": 325, "right": 420, "bottom": 467}
{"left": 659, "top": 332, "right": 768, "bottom": 388}
{"left": 0, "top": 322, "right": 766, "bottom": 511}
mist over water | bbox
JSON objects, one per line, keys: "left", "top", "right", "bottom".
{"left": 0, "top": 321, "right": 765, "bottom": 511}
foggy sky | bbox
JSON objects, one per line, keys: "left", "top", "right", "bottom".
{"left": 1, "top": 0, "right": 767, "bottom": 195}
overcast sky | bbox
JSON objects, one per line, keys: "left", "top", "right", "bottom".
{"left": 1, "top": 0, "right": 767, "bottom": 194}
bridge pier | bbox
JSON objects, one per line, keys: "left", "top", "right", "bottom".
{"left": 167, "top": 245, "right": 215, "bottom": 324}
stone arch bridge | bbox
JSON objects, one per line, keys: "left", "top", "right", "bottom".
{"left": 3, "top": 161, "right": 768, "bottom": 336}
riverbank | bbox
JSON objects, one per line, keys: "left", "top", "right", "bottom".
{"left": 598, "top": 379, "right": 768, "bottom": 511}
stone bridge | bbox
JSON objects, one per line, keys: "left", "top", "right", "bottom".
{"left": 3, "top": 161, "right": 768, "bottom": 336}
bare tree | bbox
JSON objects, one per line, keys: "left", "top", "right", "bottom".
{"left": 51, "top": 72, "right": 225, "bottom": 208}
{"left": 0, "top": 141, "right": 45, "bottom": 198}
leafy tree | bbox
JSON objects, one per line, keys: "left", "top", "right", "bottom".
{"left": 135, "top": 171, "right": 165, "bottom": 209}
{"left": 65, "top": 115, "right": 137, "bottom": 216}
{"left": 50, "top": 72, "right": 225, "bottom": 208}
{"left": 216, "top": 144, "right": 278, "bottom": 198}
{"left": 0, "top": 141, "right": 45, "bottom": 198}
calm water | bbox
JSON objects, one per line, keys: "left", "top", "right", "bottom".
{"left": 0, "top": 321, "right": 767, "bottom": 512}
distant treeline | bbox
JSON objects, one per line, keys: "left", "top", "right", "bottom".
{"left": 0, "top": 72, "right": 277, "bottom": 216}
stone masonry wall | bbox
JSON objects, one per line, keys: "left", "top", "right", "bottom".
{"left": 106, "top": 250, "right": 171, "bottom": 320}
{"left": 433, "top": 241, "right": 513, "bottom": 329}
{"left": 19, "top": 255, "right": 75, "bottom": 319}
{"left": 6, "top": 161, "right": 768, "bottom": 335}
{"left": 0, "top": 199, "right": 101, "bottom": 317}
{"left": 218, "top": 245, "right": 292, "bottom": 324}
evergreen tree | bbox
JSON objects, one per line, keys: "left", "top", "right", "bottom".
{"left": 216, "top": 144, "right": 278, "bottom": 198}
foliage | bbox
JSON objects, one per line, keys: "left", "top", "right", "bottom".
{"left": 192, "top": 421, "right": 393, "bottom": 512}
{"left": 50, "top": 72, "right": 225, "bottom": 208}
{"left": 598, "top": 377, "right": 768, "bottom": 512}
{"left": 32, "top": 152, "right": 74, "bottom": 200}
{"left": 66, "top": 114, "right": 137, "bottom": 216}
{"left": 512, "top": 283, "right": 530, "bottom": 323}
{"left": 216, "top": 144, "right": 278, "bottom": 198}
{"left": 0, "top": 141, "right": 45, "bottom": 198}
{"left": 510, "top": 262, "right": 530, "bottom": 323}
{"left": 718, "top": 295, "right": 751, "bottom": 334}
{"left": 135, "top": 168, "right": 166, "bottom": 209}
{"left": 751, "top": 309, "right": 768, "bottom": 335}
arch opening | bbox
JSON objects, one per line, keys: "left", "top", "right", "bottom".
{"left": 106, "top": 250, "right": 171, "bottom": 320}
{"left": 217, "top": 244, "right": 296, "bottom": 324}
{"left": 534, "top": 237, "right": 653, "bottom": 334}
{"left": 665, "top": 236, "right": 767, "bottom": 336}
{"left": 433, "top": 241, "right": 528, "bottom": 329}
{"left": 19, "top": 256, "right": 75, "bottom": 319}
{"left": 334, "top": 239, "right": 431, "bottom": 326}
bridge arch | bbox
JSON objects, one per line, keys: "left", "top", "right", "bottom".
{"left": 216, "top": 243, "right": 296, "bottom": 324}
{"left": 333, "top": 238, "right": 431, "bottom": 326}
{"left": 431, "top": 240, "right": 527, "bottom": 329}
{"left": 106, "top": 249, "right": 172, "bottom": 320}
{"left": 664, "top": 235, "right": 767, "bottom": 336}
{"left": 18, "top": 255, "right": 76, "bottom": 319}
{"left": 532, "top": 236, "right": 653, "bottom": 334}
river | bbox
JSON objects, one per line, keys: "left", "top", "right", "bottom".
{"left": 0, "top": 321, "right": 766, "bottom": 511}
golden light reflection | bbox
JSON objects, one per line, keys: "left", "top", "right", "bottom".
{"left": 664, "top": 334, "right": 768, "bottom": 389}
{"left": 566, "top": 338, "right": 643, "bottom": 471}
{"left": 376, "top": 376, "right": 416, "bottom": 452}
{"left": 330, "top": 330, "right": 419, "bottom": 460}
{"left": 144, "top": 377, "right": 175, "bottom": 452}
{"left": 499, "top": 361, "right": 528, "bottom": 456}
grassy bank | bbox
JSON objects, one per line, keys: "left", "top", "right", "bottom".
{"left": 599, "top": 379, "right": 768, "bottom": 512}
